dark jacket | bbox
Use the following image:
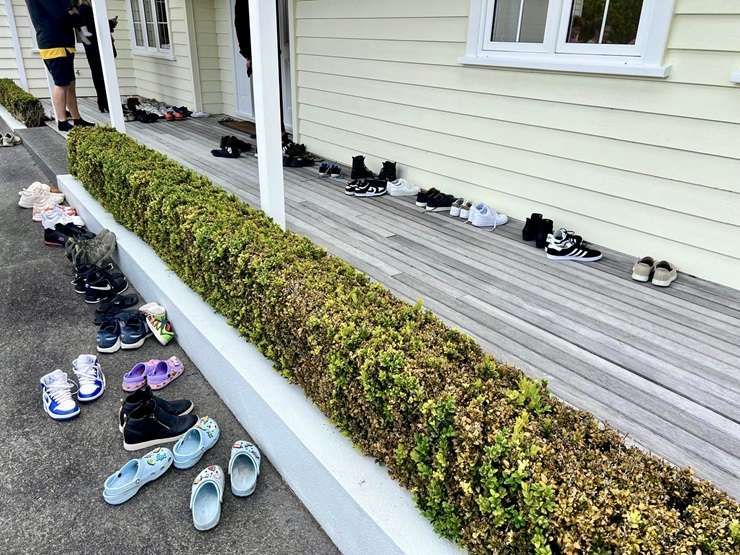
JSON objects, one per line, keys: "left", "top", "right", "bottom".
{"left": 234, "top": 0, "right": 251, "bottom": 60}
{"left": 25, "top": 0, "right": 78, "bottom": 52}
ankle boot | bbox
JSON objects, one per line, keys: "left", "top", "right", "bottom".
{"left": 122, "top": 399, "right": 197, "bottom": 451}
{"left": 118, "top": 385, "right": 194, "bottom": 433}
{"left": 535, "top": 219, "right": 554, "bottom": 249}
{"left": 522, "top": 213, "right": 543, "bottom": 242}
{"left": 350, "top": 155, "right": 375, "bottom": 181}
{"left": 378, "top": 161, "right": 397, "bottom": 182}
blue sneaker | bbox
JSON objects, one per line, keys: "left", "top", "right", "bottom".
{"left": 121, "top": 313, "right": 152, "bottom": 350}
{"left": 173, "top": 416, "right": 220, "bottom": 469}
{"left": 72, "top": 354, "right": 106, "bottom": 402}
{"left": 40, "top": 370, "right": 80, "bottom": 421}
{"left": 97, "top": 320, "right": 121, "bottom": 353}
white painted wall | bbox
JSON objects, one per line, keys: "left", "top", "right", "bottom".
{"left": 292, "top": 0, "right": 740, "bottom": 289}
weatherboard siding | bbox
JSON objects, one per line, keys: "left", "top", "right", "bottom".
{"left": 293, "top": 0, "right": 740, "bottom": 289}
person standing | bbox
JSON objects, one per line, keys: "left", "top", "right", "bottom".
{"left": 25, "top": 0, "right": 93, "bottom": 131}
{"left": 75, "top": 0, "right": 118, "bottom": 113}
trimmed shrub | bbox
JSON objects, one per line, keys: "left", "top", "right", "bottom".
{"left": 69, "top": 126, "right": 739, "bottom": 554}
{"left": 0, "top": 78, "right": 45, "bottom": 127}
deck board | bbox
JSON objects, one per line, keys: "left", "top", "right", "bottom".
{"left": 58, "top": 100, "right": 740, "bottom": 499}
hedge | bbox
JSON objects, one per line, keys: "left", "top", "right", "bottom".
{"left": 68, "top": 126, "right": 739, "bottom": 554}
{"left": 0, "top": 79, "right": 45, "bottom": 127}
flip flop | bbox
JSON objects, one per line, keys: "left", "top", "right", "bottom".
{"left": 122, "top": 360, "right": 156, "bottom": 391}
{"left": 146, "top": 356, "right": 184, "bottom": 390}
{"left": 190, "top": 465, "right": 225, "bottom": 531}
{"left": 173, "top": 416, "right": 220, "bottom": 469}
{"left": 228, "top": 440, "right": 261, "bottom": 497}
{"left": 102, "top": 447, "right": 173, "bottom": 505}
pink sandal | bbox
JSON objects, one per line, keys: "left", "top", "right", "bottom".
{"left": 122, "top": 360, "right": 156, "bottom": 392}
{"left": 146, "top": 356, "right": 184, "bottom": 390}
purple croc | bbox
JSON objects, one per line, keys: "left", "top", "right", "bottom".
{"left": 147, "top": 357, "right": 184, "bottom": 391}
{"left": 122, "top": 360, "right": 156, "bottom": 392}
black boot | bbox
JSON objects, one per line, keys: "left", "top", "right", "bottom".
{"left": 118, "top": 385, "right": 194, "bottom": 433}
{"left": 378, "top": 161, "right": 397, "bottom": 182}
{"left": 350, "top": 155, "right": 375, "bottom": 180}
{"left": 535, "top": 219, "right": 554, "bottom": 249}
{"left": 522, "top": 213, "right": 543, "bottom": 242}
{"left": 123, "top": 399, "right": 197, "bottom": 451}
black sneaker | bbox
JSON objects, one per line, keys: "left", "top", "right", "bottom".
{"left": 118, "top": 385, "right": 194, "bottom": 433}
{"left": 120, "top": 312, "right": 152, "bottom": 349}
{"left": 350, "top": 155, "right": 375, "bottom": 181}
{"left": 96, "top": 293, "right": 139, "bottom": 315}
{"left": 95, "top": 308, "right": 138, "bottom": 326}
{"left": 72, "top": 263, "right": 116, "bottom": 293}
{"left": 43, "top": 228, "right": 69, "bottom": 247}
{"left": 84, "top": 269, "right": 129, "bottom": 304}
{"left": 377, "top": 161, "right": 397, "bottom": 182}
{"left": 425, "top": 193, "right": 456, "bottom": 212}
{"left": 222, "top": 135, "right": 251, "bottom": 152}
{"left": 354, "top": 179, "right": 387, "bottom": 198}
{"left": 55, "top": 223, "right": 95, "bottom": 240}
{"left": 283, "top": 142, "right": 307, "bottom": 158}
{"left": 328, "top": 165, "right": 341, "bottom": 178}
{"left": 318, "top": 161, "right": 331, "bottom": 177}
{"left": 122, "top": 399, "right": 198, "bottom": 451}
{"left": 535, "top": 219, "right": 553, "bottom": 249}
{"left": 545, "top": 230, "right": 602, "bottom": 262}
{"left": 522, "top": 213, "right": 543, "bottom": 242}
{"left": 73, "top": 118, "right": 94, "bottom": 128}
{"left": 57, "top": 120, "right": 73, "bottom": 132}
{"left": 345, "top": 179, "right": 364, "bottom": 196}
{"left": 415, "top": 188, "right": 440, "bottom": 208}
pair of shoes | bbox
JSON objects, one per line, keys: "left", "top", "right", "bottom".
{"left": 632, "top": 257, "right": 678, "bottom": 287}
{"left": 73, "top": 265, "right": 128, "bottom": 304}
{"left": 449, "top": 199, "right": 473, "bottom": 219}
{"left": 351, "top": 179, "right": 388, "bottom": 198}
{"left": 545, "top": 228, "right": 603, "bottom": 262}
{"left": 466, "top": 202, "right": 509, "bottom": 229}
{"left": 190, "top": 440, "right": 261, "bottom": 531}
{"left": 140, "top": 302, "right": 176, "bottom": 345}
{"left": 57, "top": 120, "right": 73, "bottom": 132}
{"left": 2, "top": 132, "right": 22, "bottom": 146}
{"left": 122, "top": 398, "right": 197, "bottom": 451}
{"left": 97, "top": 312, "right": 152, "bottom": 353}
{"left": 318, "top": 162, "right": 341, "bottom": 178}
{"left": 39, "top": 355, "right": 106, "bottom": 420}
{"left": 43, "top": 227, "right": 70, "bottom": 247}
{"left": 118, "top": 384, "right": 193, "bottom": 433}
{"left": 33, "top": 203, "right": 76, "bottom": 223}
{"left": 220, "top": 135, "right": 251, "bottom": 152}
{"left": 344, "top": 156, "right": 396, "bottom": 194}
{"left": 122, "top": 357, "right": 184, "bottom": 392}
{"left": 94, "top": 293, "right": 139, "bottom": 323}
{"left": 416, "top": 188, "right": 459, "bottom": 212}
{"left": 388, "top": 178, "right": 419, "bottom": 197}
{"left": 18, "top": 182, "right": 64, "bottom": 209}
{"left": 522, "top": 213, "right": 554, "bottom": 249}
{"left": 66, "top": 229, "right": 117, "bottom": 267}
{"left": 40, "top": 205, "right": 84, "bottom": 229}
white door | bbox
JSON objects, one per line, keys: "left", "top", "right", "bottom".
{"left": 231, "top": 0, "right": 254, "bottom": 119}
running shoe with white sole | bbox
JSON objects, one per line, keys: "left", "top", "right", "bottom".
{"left": 40, "top": 370, "right": 80, "bottom": 421}
{"left": 388, "top": 179, "right": 420, "bottom": 197}
{"left": 545, "top": 229, "right": 602, "bottom": 262}
{"left": 469, "top": 203, "right": 508, "bottom": 230}
{"left": 72, "top": 354, "right": 106, "bottom": 402}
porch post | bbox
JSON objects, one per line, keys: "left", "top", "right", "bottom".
{"left": 247, "top": 0, "right": 286, "bottom": 229}
{"left": 4, "top": 0, "right": 28, "bottom": 90}
{"left": 91, "top": 0, "right": 126, "bottom": 133}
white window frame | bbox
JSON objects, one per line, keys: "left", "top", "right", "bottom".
{"left": 127, "top": 0, "right": 175, "bottom": 60}
{"left": 461, "top": 0, "right": 675, "bottom": 77}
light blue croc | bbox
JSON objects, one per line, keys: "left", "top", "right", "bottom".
{"left": 172, "top": 416, "right": 220, "bottom": 469}
{"left": 103, "top": 447, "right": 173, "bottom": 505}
{"left": 190, "top": 465, "right": 225, "bottom": 531}
{"left": 228, "top": 440, "right": 261, "bottom": 497}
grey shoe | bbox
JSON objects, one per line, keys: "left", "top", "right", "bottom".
{"left": 67, "top": 229, "right": 117, "bottom": 267}
{"left": 652, "top": 261, "right": 677, "bottom": 287}
{"left": 631, "top": 256, "right": 656, "bottom": 282}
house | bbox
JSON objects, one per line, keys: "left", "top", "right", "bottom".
{"left": 2, "top": 0, "right": 739, "bottom": 289}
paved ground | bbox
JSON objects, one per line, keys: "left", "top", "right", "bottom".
{"left": 0, "top": 123, "right": 339, "bottom": 554}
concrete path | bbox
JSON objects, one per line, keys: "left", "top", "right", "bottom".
{"left": 0, "top": 122, "right": 339, "bottom": 554}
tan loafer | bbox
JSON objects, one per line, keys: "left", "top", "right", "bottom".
{"left": 652, "top": 261, "right": 678, "bottom": 287}
{"left": 631, "top": 256, "right": 655, "bottom": 282}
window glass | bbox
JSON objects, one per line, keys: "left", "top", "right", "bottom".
{"left": 155, "top": 0, "right": 170, "bottom": 49}
{"left": 519, "top": 0, "right": 549, "bottom": 42}
{"left": 130, "top": 0, "right": 144, "bottom": 46}
{"left": 567, "top": 0, "right": 643, "bottom": 45}
{"left": 142, "top": 0, "right": 157, "bottom": 47}
{"left": 492, "top": 0, "right": 550, "bottom": 43}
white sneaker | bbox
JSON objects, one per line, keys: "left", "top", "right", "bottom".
{"left": 469, "top": 203, "right": 508, "bottom": 229}
{"left": 450, "top": 198, "right": 464, "bottom": 217}
{"left": 459, "top": 201, "right": 472, "bottom": 220}
{"left": 387, "top": 179, "right": 420, "bottom": 197}
{"left": 40, "top": 205, "right": 85, "bottom": 229}
{"left": 72, "top": 355, "right": 106, "bottom": 402}
{"left": 40, "top": 370, "right": 80, "bottom": 420}
{"left": 20, "top": 189, "right": 64, "bottom": 210}
{"left": 139, "top": 302, "right": 175, "bottom": 345}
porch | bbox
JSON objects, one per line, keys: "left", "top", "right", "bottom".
{"left": 57, "top": 97, "right": 740, "bottom": 500}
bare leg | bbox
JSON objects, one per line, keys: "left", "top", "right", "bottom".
{"left": 51, "top": 85, "right": 68, "bottom": 122}
{"left": 66, "top": 82, "right": 81, "bottom": 120}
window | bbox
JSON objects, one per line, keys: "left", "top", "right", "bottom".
{"left": 462, "top": 0, "right": 675, "bottom": 77}
{"left": 129, "top": 0, "right": 172, "bottom": 55}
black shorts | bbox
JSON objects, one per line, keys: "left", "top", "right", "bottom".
{"left": 44, "top": 54, "right": 75, "bottom": 86}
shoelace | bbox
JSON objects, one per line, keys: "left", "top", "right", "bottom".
{"left": 45, "top": 379, "right": 77, "bottom": 404}
{"left": 73, "top": 361, "right": 101, "bottom": 387}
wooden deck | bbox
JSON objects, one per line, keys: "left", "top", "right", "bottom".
{"left": 63, "top": 100, "right": 740, "bottom": 499}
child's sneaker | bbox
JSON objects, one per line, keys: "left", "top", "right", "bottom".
{"left": 40, "top": 370, "right": 80, "bottom": 420}
{"left": 72, "top": 354, "right": 106, "bottom": 402}
{"left": 139, "top": 302, "right": 175, "bottom": 345}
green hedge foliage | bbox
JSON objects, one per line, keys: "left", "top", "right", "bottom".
{"left": 0, "top": 78, "right": 45, "bottom": 127}
{"left": 68, "top": 126, "right": 739, "bottom": 554}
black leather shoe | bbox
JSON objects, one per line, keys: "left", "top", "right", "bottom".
{"left": 119, "top": 385, "right": 194, "bottom": 433}
{"left": 522, "top": 213, "right": 543, "bottom": 242}
{"left": 122, "top": 399, "right": 197, "bottom": 451}
{"left": 535, "top": 218, "right": 554, "bottom": 250}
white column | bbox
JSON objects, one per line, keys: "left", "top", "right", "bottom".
{"left": 247, "top": 0, "right": 286, "bottom": 229}
{"left": 4, "top": 0, "right": 28, "bottom": 90}
{"left": 91, "top": 0, "right": 126, "bottom": 132}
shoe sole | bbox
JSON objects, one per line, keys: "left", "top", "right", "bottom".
{"left": 97, "top": 338, "right": 121, "bottom": 354}
{"left": 415, "top": 202, "right": 427, "bottom": 207}
{"left": 121, "top": 334, "right": 151, "bottom": 350}
{"left": 652, "top": 277, "right": 677, "bottom": 287}
{"left": 631, "top": 273, "right": 651, "bottom": 282}
{"left": 44, "top": 241, "right": 65, "bottom": 247}
{"left": 44, "top": 404, "right": 80, "bottom": 421}
{"left": 425, "top": 206, "right": 452, "bottom": 212}
{"left": 546, "top": 253, "right": 603, "bottom": 262}
{"left": 354, "top": 192, "right": 387, "bottom": 198}
{"left": 123, "top": 431, "right": 189, "bottom": 452}
{"left": 344, "top": 191, "right": 356, "bottom": 196}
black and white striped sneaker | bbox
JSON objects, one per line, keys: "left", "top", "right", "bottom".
{"left": 354, "top": 179, "right": 387, "bottom": 197}
{"left": 545, "top": 229, "right": 602, "bottom": 262}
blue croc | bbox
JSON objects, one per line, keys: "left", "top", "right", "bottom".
{"left": 228, "top": 440, "right": 261, "bottom": 497}
{"left": 103, "top": 447, "right": 173, "bottom": 505}
{"left": 190, "top": 465, "right": 225, "bottom": 531}
{"left": 172, "top": 416, "right": 220, "bottom": 470}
